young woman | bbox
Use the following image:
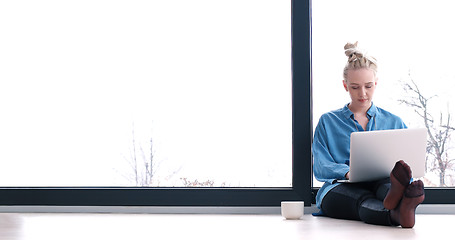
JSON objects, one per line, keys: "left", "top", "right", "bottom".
{"left": 312, "top": 42, "right": 425, "bottom": 228}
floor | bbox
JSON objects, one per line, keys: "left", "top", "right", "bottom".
{"left": 0, "top": 213, "right": 452, "bottom": 240}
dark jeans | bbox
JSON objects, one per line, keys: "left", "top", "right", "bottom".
{"left": 321, "top": 178, "right": 398, "bottom": 226}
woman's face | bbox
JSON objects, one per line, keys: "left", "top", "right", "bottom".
{"left": 343, "top": 68, "right": 377, "bottom": 110}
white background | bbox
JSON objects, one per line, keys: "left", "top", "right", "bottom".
{"left": 0, "top": 1, "right": 292, "bottom": 187}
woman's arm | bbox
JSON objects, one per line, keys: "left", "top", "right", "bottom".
{"left": 312, "top": 120, "right": 350, "bottom": 183}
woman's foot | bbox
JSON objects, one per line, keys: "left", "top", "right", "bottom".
{"left": 384, "top": 160, "right": 412, "bottom": 210}
{"left": 399, "top": 180, "right": 425, "bottom": 228}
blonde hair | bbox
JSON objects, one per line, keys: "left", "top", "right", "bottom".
{"left": 343, "top": 41, "right": 378, "bottom": 81}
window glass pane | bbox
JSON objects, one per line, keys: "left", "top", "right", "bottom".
{"left": 312, "top": 0, "right": 455, "bottom": 187}
{"left": 0, "top": 0, "right": 292, "bottom": 187}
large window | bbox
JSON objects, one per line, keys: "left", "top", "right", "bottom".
{"left": 1, "top": 0, "right": 452, "bottom": 208}
{"left": 0, "top": 0, "right": 311, "bottom": 206}
{"left": 0, "top": 1, "right": 292, "bottom": 188}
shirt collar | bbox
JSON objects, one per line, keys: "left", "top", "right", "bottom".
{"left": 367, "top": 103, "right": 378, "bottom": 117}
{"left": 342, "top": 104, "right": 354, "bottom": 119}
{"left": 342, "top": 102, "right": 378, "bottom": 119}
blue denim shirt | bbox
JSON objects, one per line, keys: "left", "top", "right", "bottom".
{"left": 312, "top": 103, "right": 407, "bottom": 210}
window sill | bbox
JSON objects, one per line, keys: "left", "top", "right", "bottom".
{"left": 0, "top": 204, "right": 454, "bottom": 214}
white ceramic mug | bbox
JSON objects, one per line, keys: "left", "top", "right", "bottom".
{"left": 281, "top": 201, "right": 304, "bottom": 220}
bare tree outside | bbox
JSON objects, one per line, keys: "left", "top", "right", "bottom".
{"left": 398, "top": 74, "right": 455, "bottom": 186}
{"left": 119, "top": 122, "right": 156, "bottom": 186}
{"left": 120, "top": 122, "right": 224, "bottom": 187}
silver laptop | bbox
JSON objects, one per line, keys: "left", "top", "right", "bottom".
{"left": 340, "top": 128, "right": 427, "bottom": 183}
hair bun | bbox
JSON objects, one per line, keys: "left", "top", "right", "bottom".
{"left": 344, "top": 41, "right": 364, "bottom": 62}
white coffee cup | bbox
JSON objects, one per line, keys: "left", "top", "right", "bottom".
{"left": 281, "top": 201, "right": 304, "bottom": 220}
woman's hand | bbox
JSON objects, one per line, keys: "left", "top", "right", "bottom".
{"left": 345, "top": 171, "right": 350, "bottom": 180}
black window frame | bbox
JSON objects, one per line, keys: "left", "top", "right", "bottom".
{"left": 1, "top": 0, "right": 453, "bottom": 208}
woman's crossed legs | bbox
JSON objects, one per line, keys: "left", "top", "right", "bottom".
{"left": 321, "top": 160, "right": 425, "bottom": 228}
